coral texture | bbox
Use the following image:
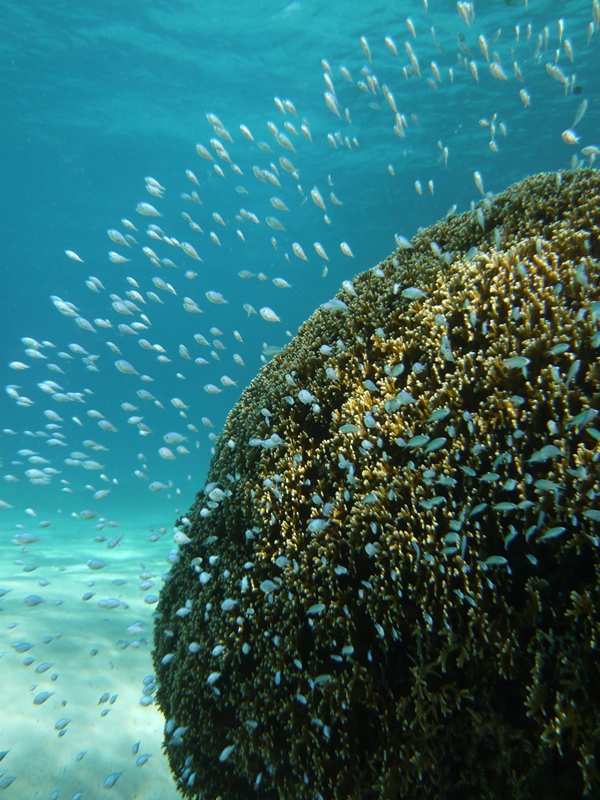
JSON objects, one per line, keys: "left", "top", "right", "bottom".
{"left": 154, "top": 169, "right": 600, "bottom": 800}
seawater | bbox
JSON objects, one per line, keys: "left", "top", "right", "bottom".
{"left": 0, "top": 0, "right": 597, "bottom": 797}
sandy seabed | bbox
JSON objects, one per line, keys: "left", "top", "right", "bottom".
{"left": 0, "top": 505, "right": 182, "bottom": 800}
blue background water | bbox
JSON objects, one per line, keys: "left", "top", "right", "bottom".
{"left": 2, "top": 0, "right": 597, "bottom": 520}
{"left": 0, "top": 0, "right": 598, "bottom": 796}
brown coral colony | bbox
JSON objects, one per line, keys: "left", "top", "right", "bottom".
{"left": 154, "top": 169, "right": 600, "bottom": 800}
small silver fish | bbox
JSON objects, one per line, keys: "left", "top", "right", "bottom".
{"left": 33, "top": 691, "right": 53, "bottom": 705}
{"left": 503, "top": 356, "right": 530, "bottom": 369}
{"left": 103, "top": 772, "right": 123, "bottom": 789}
{"left": 402, "top": 287, "right": 427, "bottom": 300}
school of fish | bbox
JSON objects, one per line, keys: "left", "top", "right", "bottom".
{"left": 0, "top": 0, "right": 598, "bottom": 797}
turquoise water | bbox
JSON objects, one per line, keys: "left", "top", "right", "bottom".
{"left": 0, "top": 0, "right": 598, "bottom": 797}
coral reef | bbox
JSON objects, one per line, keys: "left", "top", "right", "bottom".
{"left": 154, "top": 169, "right": 600, "bottom": 799}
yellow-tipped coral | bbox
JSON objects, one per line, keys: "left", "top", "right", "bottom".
{"left": 154, "top": 169, "right": 600, "bottom": 800}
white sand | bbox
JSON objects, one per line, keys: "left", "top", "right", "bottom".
{"left": 0, "top": 510, "right": 182, "bottom": 799}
